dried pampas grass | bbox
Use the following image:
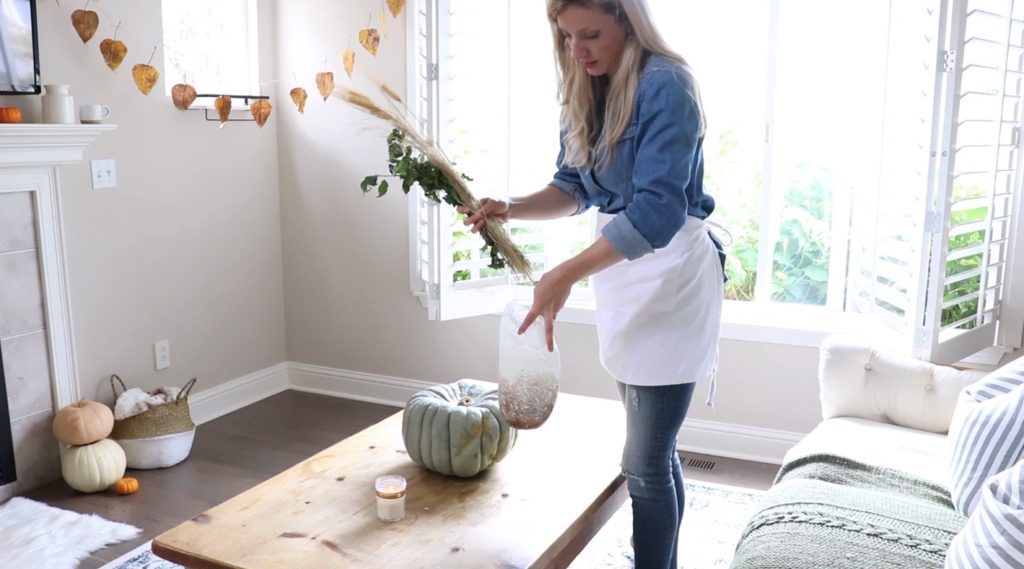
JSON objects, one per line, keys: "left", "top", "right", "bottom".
{"left": 337, "top": 84, "right": 533, "bottom": 282}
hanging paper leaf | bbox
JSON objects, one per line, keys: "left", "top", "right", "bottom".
{"left": 250, "top": 99, "right": 272, "bottom": 128}
{"left": 71, "top": 9, "right": 99, "bottom": 43}
{"left": 359, "top": 29, "right": 381, "bottom": 56}
{"left": 131, "top": 64, "right": 159, "bottom": 95}
{"left": 214, "top": 96, "right": 232, "bottom": 126}
{"left": 343, "top": 48, "right": 356, "bottom": 78}
{"left": 171, "top": 83, "right": 197, "bottom": 110}
{"left": 99, "top": 38, "right": 127, "bottom": 71}
{"left": 289, "top": 87, "right": 308, "bottom": 114}
{"left": 315, "top": 72, "right": 335, "bottom": 101}
{"left": 387, "top": 0, "right": 406, "bottom": 18}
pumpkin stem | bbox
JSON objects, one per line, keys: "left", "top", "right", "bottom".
{"left": 457, "top": 396, "right": 473, "bottom": 406}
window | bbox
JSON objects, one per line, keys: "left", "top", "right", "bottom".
{"left": 161, "top": 0, "right": 259, "bottom": 101}
{"left": 407, "top": 0, "right": 1024, "bottom": 364}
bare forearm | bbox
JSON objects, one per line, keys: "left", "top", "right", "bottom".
{"left": 507, "top": 185, "right": 579, "bottom": 221}
{"left": 521, "top": 236, "right": 624, "bottom": 349}
{"left": 549, "top": 237, "right": 623, "bottom": 285}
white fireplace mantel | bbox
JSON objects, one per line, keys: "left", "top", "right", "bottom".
{"left": 0, "top": 124, "right": 116, "bottom": 166}
{"left": 0, "top": 124, "right": 116, "bottom": 409}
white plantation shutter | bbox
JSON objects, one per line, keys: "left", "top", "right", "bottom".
{"left": 847, "top": 0, "right": 944, "bottom": 353}
{"left": 407, "top": 0, "right": 515, "bottom": 320}
{"left": 920, "top": 0, "right": 1023, "bottom": 363}
{"left": 849, "top": 0, "right": 1023, "bottom": 364}
{"left": 407, "top": 0, "right": 568, "bottom": 320}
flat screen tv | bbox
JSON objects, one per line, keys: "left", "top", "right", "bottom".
{"left": 0, "top": 0, "right": 39, "bottom": 94}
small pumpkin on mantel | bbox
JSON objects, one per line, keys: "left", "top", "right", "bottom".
{"left": 401, "top": 380, "right": 516, "bottom": 478}
{"left": 0, "top": 107, "right": 22, "bottom": 123}
{"left": 52, "top": 399, "right": 114, "bottom": 446}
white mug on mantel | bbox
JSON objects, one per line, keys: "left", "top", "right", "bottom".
{"left": 41, "top": 84, "right": 76, "bottom": 124}
{"left": 79, "top": 104, "right": 111, "bottom": 124}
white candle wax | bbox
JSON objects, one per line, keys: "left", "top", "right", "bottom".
{"left": 376, "top": 495, "right": 405, "bottom": 522}
{"left": 374, "top": 475, "right": 407, "bottom": 522}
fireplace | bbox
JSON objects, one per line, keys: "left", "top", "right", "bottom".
{"left": 0, "top": 124, "right": 112, "bottom": 501}
{"left": 0, "top": 348, "right": 15, "bottom": 485}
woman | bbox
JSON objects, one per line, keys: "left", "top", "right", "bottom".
{"left": 461, "top": 1, "right": 724, "bottom": 567}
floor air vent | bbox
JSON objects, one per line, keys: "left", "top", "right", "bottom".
{"left": 686, "top": 458, "right": 716, "bottom": 471}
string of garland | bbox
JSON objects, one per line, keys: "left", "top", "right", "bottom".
{"left": 55, "top": 0, "right": 407, "bottom": 124}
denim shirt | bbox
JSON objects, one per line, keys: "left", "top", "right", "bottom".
{"left": 549, "top": 54, "right": 716, "bottom": 261}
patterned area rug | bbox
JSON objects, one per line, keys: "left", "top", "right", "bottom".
{"left": 99, "top": 479, "right": 763, "bottom": 569}
{"left": 572, "top": 479, "right": 765, "bottom": 568}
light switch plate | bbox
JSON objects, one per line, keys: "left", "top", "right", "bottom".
{"left": 154, "top": 340, "right": 170, "bottom": 371}
{"left": 91, "top": 159, "right": 117, "bottom": 189}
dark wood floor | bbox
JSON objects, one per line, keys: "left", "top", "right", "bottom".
{"left": 24, "top": 390, "right": 778, "bottom": 568}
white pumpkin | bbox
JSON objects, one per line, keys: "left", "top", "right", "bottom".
{"left": 60, "top": 438, "right": 126, "bottom": 493}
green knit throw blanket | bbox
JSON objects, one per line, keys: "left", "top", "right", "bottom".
{"left": 729, "top": 453, "right": 966, "bottom": 569}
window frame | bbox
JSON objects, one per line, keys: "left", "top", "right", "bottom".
{"left": 405, "top": 0, "right": 1024, "bottom": 362}
{"left": 160, "top": 0, "right": 261, "bottom": 108}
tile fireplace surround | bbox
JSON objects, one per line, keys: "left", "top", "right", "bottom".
{"left": 0, "top": 124, "right": 114, "bottom": 503}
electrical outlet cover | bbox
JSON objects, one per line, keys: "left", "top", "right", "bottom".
{"left": 91, "top": 159, "right": 117, "bottom": 189}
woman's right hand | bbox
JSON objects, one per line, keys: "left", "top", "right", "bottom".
{"left": 457, "top": 198, "right": 511, "bottom": 233}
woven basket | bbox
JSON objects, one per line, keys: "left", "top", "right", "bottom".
{"left": 110, "top": 375, "right": 197, "bottom": 440}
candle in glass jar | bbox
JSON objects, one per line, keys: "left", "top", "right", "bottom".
{"left": 374, "top": 474, "right": 407, "bottom": 522}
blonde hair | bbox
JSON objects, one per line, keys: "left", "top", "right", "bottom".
{"left": 547, "top": 0, "right": 705, "bottom": 168}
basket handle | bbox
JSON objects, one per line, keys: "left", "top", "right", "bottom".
{"left": 176, "top": 377, "right": 198, "bottom": 403}
{"left": 110, "top": 374, "right": 127, "bottom": 399}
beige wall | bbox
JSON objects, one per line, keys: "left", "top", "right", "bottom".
{"left": 274, "top": 1, "right": 825, "bottom": 435}
{"left": 0, "top": 0, "right": 286, "bottom": 404}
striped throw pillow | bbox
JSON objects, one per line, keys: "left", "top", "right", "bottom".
{"left": 945, "top": 460, "right": 1024, "bottom": 569}
{"left": 948, "top": 360, "right": 1024, "bottom": 516}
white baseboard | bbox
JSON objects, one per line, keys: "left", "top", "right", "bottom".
{"left": 189, "top": 362, "right": 803, "bottom": 464}
{"left": 288, "top": 363, "right": 431, "bottom": 407}
{"left": 188, "top": 362, "right": 290, "bottom": 425}
{"left": 288, "top": 363, "right": 801, "bottom": 464}
{"left": 679, "top": 419, "right": 803, "bottom": 465}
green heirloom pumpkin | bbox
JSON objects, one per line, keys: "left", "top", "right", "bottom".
{"left": 402, "top": 380, "right": 516, "bottom": 477}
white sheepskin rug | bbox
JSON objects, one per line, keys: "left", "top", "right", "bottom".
{"left": 0, "top": 496, "right": 141, "bottom": 569}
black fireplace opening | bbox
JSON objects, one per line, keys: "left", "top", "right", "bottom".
{"left": 0, "top": 348, "right": 16, "bottom": 485}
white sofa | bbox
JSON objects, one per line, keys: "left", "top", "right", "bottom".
{"left": 730, "top": 334, "right": 990, "bottom": 569}
{"left": 786, "top": 334, "right": 987, "bottom": 486}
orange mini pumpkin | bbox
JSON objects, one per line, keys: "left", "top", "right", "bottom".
{"left": 115, "top": 476, "right": 140, "bottom": 495}
{"left": 0, "top": 107, "right": 22, "bottom": 123}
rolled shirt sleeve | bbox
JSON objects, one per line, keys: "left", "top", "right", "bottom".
{"left": 549, "top": 136, "right": 591, "bottom": 216}
{"left": 601, "top": 67, "right": 701, "bottom": 260}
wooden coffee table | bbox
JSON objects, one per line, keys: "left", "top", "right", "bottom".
{"left": 152, "top": 385, "right": 628, "bottom": 568}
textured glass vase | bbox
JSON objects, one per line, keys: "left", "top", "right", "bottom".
{"left": 498, "top": 302, "right": 560, "bottom": 429}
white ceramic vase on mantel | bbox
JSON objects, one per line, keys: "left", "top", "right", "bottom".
{"left": 41, "top": 84, "right": 75, "bottom": 125}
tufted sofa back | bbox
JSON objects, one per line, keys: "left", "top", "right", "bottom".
{"left": 817, "top": 334, "right": 988, "bottom": 434}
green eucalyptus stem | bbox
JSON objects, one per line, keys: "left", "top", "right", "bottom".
{"left": 361, "top": 128, "right": 508, "bottom": 270}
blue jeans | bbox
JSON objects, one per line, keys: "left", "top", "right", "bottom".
{"left": 616, "top": 381, "right": 697, "bottom": 569}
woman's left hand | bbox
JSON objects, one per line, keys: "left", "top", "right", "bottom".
{"left": 519, "top": 267, "right": 572, "bottom": 352}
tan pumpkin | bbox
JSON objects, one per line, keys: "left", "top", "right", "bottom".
{"left": 0, "top": 107, "right": 22, "bottom": 123}
{"left": 52, "top": 400, "right": 114, "bottom": 446}
{"left": 60, "top": 438, "right": 126, "bottom": 493}
{"left": 114, "top": 476, "right": 140, "bottom": 495}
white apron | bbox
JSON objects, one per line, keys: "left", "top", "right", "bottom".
{"left": 592, "top": 213, "right": 724, "bottom": 405}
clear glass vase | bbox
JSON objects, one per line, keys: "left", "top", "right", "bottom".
{"left": 498, "top": 302, "right": 560, "bottom": 429}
